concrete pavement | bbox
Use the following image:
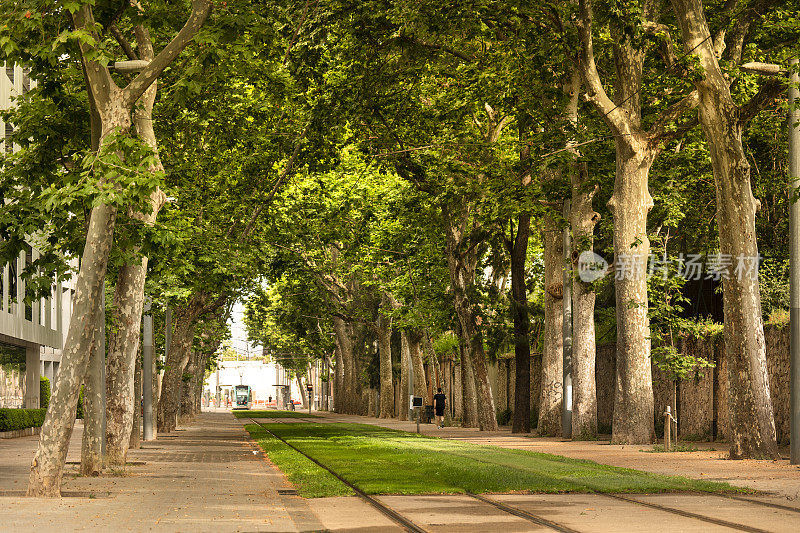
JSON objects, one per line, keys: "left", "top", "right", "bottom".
{"left": 0, "top": 412, "right": 322, "bottom": 532}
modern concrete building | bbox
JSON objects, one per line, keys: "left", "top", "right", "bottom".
{"left": 0, "top": 63, "right": 71, "bottom": 409}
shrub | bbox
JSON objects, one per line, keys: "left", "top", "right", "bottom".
{"left": 496, "top": 408, "right": 513, "bottom": 426}
{"left": 492, "top": 408, "right": 539, "bottom": 429}
{"left": 76, "top": 385, "right": 84, "bottom": 419}
{"left": 40, "top": 376, "right": 51, "bottom": 410}
{"left": 0, "top": 408, "right": 47, "bottom": 432}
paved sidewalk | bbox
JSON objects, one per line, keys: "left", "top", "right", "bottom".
{"left": 0, "top": 412, "right": 322, "bottom": 532}
{"left": 313, "top": 411, "right": 800, "bottom": 506}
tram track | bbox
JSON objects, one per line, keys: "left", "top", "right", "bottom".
{"left": 248, "top": 418, "right": 789, "bottom": 532}
{"left": 249, "top": 418, "right": 428, "bottom": 533}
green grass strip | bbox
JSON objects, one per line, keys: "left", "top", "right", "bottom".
{"left": 232, "top": 409, "right": 319, "bottom": 419}
{"left": 244, "top": 424, "right": 352, "bottom": 498}
{"left": 261, "top": 422, "right": 745, "bottom": 497}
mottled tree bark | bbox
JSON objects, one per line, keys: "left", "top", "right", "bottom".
{"left": 578, "top": 0, "right": 698, "bottom": 443}
{"left": 459, "top": 328, "right": 479, "bottom": 428}
{"left": 104, "top": 28, "right": 166, "bottom": 464}
{"left": 444, "top": 204, "right": 498, "bottom": 431}
{"left": 333, "top": 340, "right": 344, "bottom": 413}
{"left": 28, "top": 204, "right": 117, "bottom": 496}
{"left": 608, "top": 147, "right": 656, "bottom": 444}
{"left": 158, "top": 303, "right": 200, "bottom": 433}
{"left": 671, "top": 0, "right": 778, "bottom": 459}
{"left": 105, "top": 263, "right": 147, "bottom": 465}
{"left": 332, "top": 316, "right": 359, "bottom": 414}
{"left": 80, "top": 289, "right": 106, "bottom": 476}
{"left": 570, "top": 163, "right": 600, "bottom": 439}
{"left": 539, "top": 204, "right": 564, "bottom": 436}
{"left": 376, "top": 298, "right": 394, "bottom": 418}
{"left": 399, "top": 331, "right": 411, "bottom": 421}
{"left": 180, "top": 350, "right": 199, "bottom": 418}
{"left": 407, "top": 330, "right": 428, "bottom": 401}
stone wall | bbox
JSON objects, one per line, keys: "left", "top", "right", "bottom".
{"left": 587, "top": 325, "right": 790, "bottom": 443}
{"left": 443, "top": 324, "right": 792, "bottom": 442}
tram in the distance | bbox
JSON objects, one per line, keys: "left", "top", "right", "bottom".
{"left": 233, "top": 385, "right": 253, "bottom": 409}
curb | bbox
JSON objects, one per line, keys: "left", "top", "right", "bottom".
{"left": 0, "top": 426, "right": 42, "bottom": 439}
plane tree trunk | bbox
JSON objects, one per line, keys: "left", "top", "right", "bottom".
{"left": 570, "top": 163, "right": 600, "bottom": 439}
{"left": 332, "top": 316, "right": 359, "bottom": 414}
{"left": 509, "top": 214, "right": 532, "bottom": 433}
{"left": 444, "top": 204, "right": 498, "bottom": 431}
{"left": 158, "top": 298, "right": 203, "bottom": 433}
{"left": 608, "top": 144, "right": 657, "bottom": 444}
{"left": 671, "top": 0, "right": 778, "bottom": 459}
{"left": 105, "top": 26, "right": 167, "bottom": 466}
{"left": 539, "top": 199, "right": 564, "bottom": 436}
{"left": 459, "top": 334, "right": 479, "bottom": 428}
{"left": 376, "top": 297, "right": 394, "bottom": 418}
{"left": 27, "top": 0, "right": 212, "bottom": 497}
{"left": 578, "top": 0, "right": 698, "bottom": 443}
{"left": 399, "top": 331, "right": 411, "bottom": 421}
{"left": 129, "top": 353, "right": 142, "bottom": 450}
{"left": 80, "top": 289, "right": 106, "bottom": 476}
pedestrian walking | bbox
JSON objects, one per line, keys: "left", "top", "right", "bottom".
{"left": 433, "top": 387, "right": 446, "bottom": 428}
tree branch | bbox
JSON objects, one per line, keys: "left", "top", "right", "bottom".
{"left": 109, "top": 23, "right": 138, "bottom": 61}
{"left": 72, "top": 6, "right": 120, "bottom": 106}
{"left": 647, "top": 90, "right": 699, "bottom": 142}
{"left": 576, "top": 0, "right": 629, "bottom": 136}
{"left": 239, "top": 121, "right": 311, "bottom": 240}
{"left": 397, "top": 35, "right": 474, "bottom": 62}
{"left": 123, "top": 0, "right": 213, "bottom": 106}
{"left": 642, "top": 21, "right": 678, "bottom": 69}
{"left": 739, "top": 77, "right": 785, "bottom": 125}
{"left": 283, "top": 0, "right": 318, "bottom": 65}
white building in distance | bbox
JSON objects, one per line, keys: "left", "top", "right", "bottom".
{"left": 205, "top": 359, "right": 302, "bottom": 409}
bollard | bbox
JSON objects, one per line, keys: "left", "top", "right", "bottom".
{"left": 664, "top": 406, "right": 672, "bottom": 451}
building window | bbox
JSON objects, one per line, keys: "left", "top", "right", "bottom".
{"left": 8, "top": 258, "right": 17, "bottom": 314}
{"left": 24, "top": 246, "right": 32, "bottom": 322}
{"left": 21, "top": 67, "right": 30, "bottom": 93}
{"left": 5, "top": 123, "right": 13, "bottom": 154}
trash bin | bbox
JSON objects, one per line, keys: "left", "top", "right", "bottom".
{"left": 423, "top": 405, "right": 434, "bottom": 424}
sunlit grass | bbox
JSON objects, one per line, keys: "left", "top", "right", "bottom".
{"left": 244, "top": 422, "right": 745, "bottom": 498}
{"left": 245, "top": 424, "right": 352, "bottom": 498}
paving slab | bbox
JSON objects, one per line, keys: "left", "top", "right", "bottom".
{"left": 491, "top": 494, "right": 735, "bottom": 532}
{"left": 309, "top": 496, "right": 403, "bottom": 532}
{"left": 376, "top": 494, "right": 541, "bottom": 532}
{"left": 0, "top": 412, "right": 324, "bottom": 532}
{"left": 628, "top": 493, "right": 800, "bottom": 532}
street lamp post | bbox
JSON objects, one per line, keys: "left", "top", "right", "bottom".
{"left": 789, "top": 57, "right": 800, "bottom": 465}
{"left": 143, "top": 298, "right": 154, "bottom": 441}
{"left": 741, "top": 60, "right": 799, "bottom": 464}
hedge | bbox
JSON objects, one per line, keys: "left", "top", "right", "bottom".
{"left": 40, "top": 376, "right": 51, "bottom": 410}
{"left": 76, "top": 385, "right": 84, "bottom": 419}
{"left": 0, "top": 408, "right": 47, "bottom": 432}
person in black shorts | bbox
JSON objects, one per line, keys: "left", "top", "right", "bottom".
{"left": 433, "top": 388, "right": 446, "bottom": 428}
